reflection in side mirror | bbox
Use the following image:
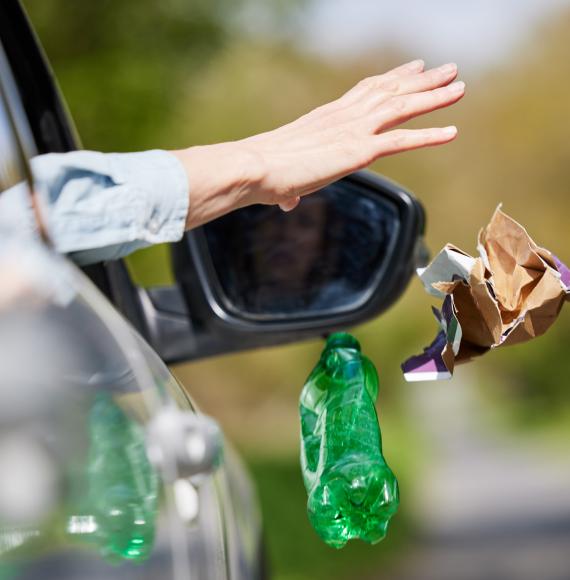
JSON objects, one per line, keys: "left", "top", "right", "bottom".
{"left": 166, "top": 170, "right": 426, "bottom": 361}
{"left": 203, "top": 182, "right": 399, "bottom": 319}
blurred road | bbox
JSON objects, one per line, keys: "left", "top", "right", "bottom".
{"left": 380, "top": 375, "right": 570, "bottom": 580}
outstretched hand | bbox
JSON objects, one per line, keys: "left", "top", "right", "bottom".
{"left": 173, "top": 59, "right": 464, "bottom": 228}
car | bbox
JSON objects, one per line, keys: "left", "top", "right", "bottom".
{"left": 0, "top": 1, "right": 427, "bottom": 578}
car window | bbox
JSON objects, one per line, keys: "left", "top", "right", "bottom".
{"left": 0, "top": 94, "right": 25, "bottom": 193}
{"left": 0, "top": 41, "right": 46, "bottom": 247}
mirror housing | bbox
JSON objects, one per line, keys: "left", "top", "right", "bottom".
{"left": 149, "top": 170, "right": 427, "bottom": 362}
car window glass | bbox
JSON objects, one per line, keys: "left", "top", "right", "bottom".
{"left": 0, "top": 84, "right": 26, "bottom": 195}
{"left": 0, "top": 44, "right": 44, "bottom": 247}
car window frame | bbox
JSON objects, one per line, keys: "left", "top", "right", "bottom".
{"left": 0, "top": 0, "right": 155, "bottom": 337}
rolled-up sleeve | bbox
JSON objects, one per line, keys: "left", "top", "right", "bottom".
{"left": 31, "top": 149, "right": 189, "bottom": 265}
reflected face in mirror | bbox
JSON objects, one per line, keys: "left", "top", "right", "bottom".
{"left": 250, "top": 196, "right": 329, "bottom": 295}
{"left": 203, "top": 182, "right": 400, "bottom": 319}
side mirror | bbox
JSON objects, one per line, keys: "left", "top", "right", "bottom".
{"left": 137, "top": 171, "right": 427, "bottom": 363}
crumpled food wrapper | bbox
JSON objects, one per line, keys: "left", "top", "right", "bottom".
{"left": 402, "top": 206, "right": 570, "bottom": 382}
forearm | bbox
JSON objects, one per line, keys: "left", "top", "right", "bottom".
{"left": 170, "top": 142, "right": 264, "bottom": 230}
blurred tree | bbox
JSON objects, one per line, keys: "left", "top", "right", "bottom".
{"left": 22, "top": 0, "right": 304, "bottom": 150}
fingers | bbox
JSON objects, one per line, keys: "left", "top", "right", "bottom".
{"left": 359, "top": 60, "right": 426, "bottom": 89}
{"left": 340, "top": 59, "right": 425, "bottom": 105}
{"left": 382, "top": 59, "right": 425, "bottom": 78}
{"left": 371, "top": 81, "right": 465, "bottom": 132}
{"left": 356, "top": 63, "right": 458, "bottom": 110}
{"left": 385, "top": 62, "right": 458, "bottom": 96}
{"left": 372, "top": 126, "right": 458, "bottom": 158}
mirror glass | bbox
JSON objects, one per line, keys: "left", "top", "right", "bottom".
{"left": 202, "top": 181, "right": 400, "bottom": 319}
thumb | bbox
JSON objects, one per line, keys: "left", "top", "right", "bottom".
{"left": 278, "top": 196, "right": 301, "bottom": 212}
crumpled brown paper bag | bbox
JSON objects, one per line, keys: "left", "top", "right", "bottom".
{"left": 401, "top": 206, "right": 570, "bottom": 381}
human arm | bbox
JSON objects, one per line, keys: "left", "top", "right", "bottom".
{"left": 31, "top": 149, "right": 189, "bottom": 265}
{"left": 171, "top": 59, "right": 464, "bottom": 223}
{"left": 29, "top": 59, "right": 463, "bottom": 264}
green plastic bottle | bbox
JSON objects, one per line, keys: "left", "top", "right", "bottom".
{"left": 299, "top": 333, "right": 399, "bottom": 548}
{"left": 69, "top": 393, "right": 159, "bottom": 563}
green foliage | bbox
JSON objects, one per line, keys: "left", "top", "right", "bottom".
{"left": 23, "top": 0, "right": 236, "bottom": 150}
{"left": 22, "top": 0, "right": 305, "bottom": 151}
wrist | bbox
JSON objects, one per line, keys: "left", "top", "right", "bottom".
{"left": 170, "top": 142, "right": 266, "bottom": 230}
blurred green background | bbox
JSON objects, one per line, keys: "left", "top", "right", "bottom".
{"left": 21, "top": 0, "right": 570, "bottom": 578}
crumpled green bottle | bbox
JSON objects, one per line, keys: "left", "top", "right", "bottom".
{"left": 69, "top": 393, "right": 159, "bottom": 563}
{"left": 299, "top": 332, "right": 399, "bottom": 548}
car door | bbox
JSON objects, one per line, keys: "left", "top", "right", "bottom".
{"left": 0, "top": 3, "right": 264, "bottom": 579}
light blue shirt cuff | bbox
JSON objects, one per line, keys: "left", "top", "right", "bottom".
{"left": 31, "top": 149, "right": 189, "bottom": 265}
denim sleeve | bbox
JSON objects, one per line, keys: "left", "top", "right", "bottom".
{"left": 31, "top": 149, "right": 189, "bottom": 265}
